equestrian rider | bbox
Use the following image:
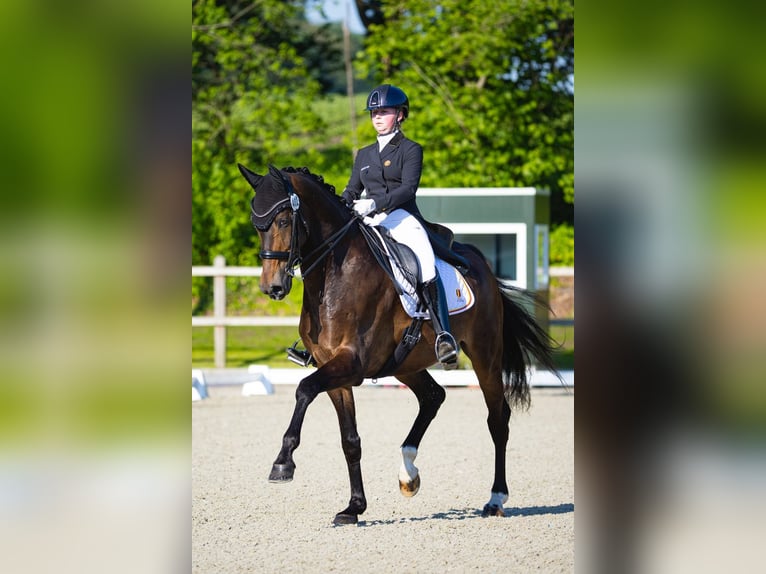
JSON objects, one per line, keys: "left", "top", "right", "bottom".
{"left": 341, "top": 84, "right": 459, "bottom": 369}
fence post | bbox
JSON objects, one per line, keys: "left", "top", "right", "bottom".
{"left": 213, "top": 255, "right": 226, "bottom": 368}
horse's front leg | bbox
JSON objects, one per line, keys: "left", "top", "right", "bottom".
{"left": 267, "top": 373, "right": 317, "bottom": 482}
{"left": 326, "top": 387, "right": 366, "bottom": 525}
{"left": 268, "top": 349, "right": 362, "bottom": 484}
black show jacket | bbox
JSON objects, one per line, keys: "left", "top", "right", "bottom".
{"left": 341, "top": 131, "right": 424, "bottom": 217}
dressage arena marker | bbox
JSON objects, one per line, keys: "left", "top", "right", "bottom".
{"left": 241, "top": 364, "right": 275, "bottom": 396}
{"left": 192, "top": 367, "right": 572, "bottom": 399}
{"left": 251, "top": 366, "right": 573, "bottom": 388}
{"left": 192, "top": 369, "right": 208, "bottom": 401}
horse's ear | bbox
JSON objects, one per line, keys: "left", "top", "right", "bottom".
{"left": 267, "top": 164, "right": 283, "bottom": 180}
{"left": 237, "top": 163, "right": 263, "bottom": 189}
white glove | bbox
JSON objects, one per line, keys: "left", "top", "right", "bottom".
{"left": 352, "top": 198, "right": 376, "bottom": 217}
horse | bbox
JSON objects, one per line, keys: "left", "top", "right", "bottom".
{"left": 237, "top": 163, "right": 560, "bottom": 525}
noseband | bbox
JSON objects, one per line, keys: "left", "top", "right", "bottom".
{"left": 252, "top": 170, "right": 357, "bottom": 278}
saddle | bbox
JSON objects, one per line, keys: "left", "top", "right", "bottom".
{"left": 422, "top": 220, "right": 470, "bottom": 275}
{"left": 356, "top": 221, "right": 471, "bottom": 379}
{"left": 357, "top": 224, "right": 420, "bottom": 296}
{"left": 358, "top": 219, "right": 470, "bottom": 297}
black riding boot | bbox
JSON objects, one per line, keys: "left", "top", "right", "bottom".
{"left": 421, "top": 274, "right": 459, "bottom": 369}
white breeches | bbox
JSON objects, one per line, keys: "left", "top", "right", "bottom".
{"left": 377, "top": 209, "right": 435, "bottom": 282}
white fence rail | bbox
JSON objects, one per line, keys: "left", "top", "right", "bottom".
{"left": 192, "top": 255, "right": 282, "bottom": 367}
{"left": 193, "top": 255, "right": 573, "bottom": 368}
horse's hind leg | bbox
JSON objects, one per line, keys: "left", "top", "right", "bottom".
{"left": 483, "top": 396, "right": 511, "bottom": 517}
{"left": 471, "top": 358, "right": 512, "bottom": 517}
{"left": 326, "top": 387, "right": 367, "bottom": 525}
{"left": 395, "top": 370, "right": 446, "bottom": 497}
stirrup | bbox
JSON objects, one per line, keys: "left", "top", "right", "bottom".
{"left": 434, "top": 332, "right": 458, "bottom": 370}
{"left": 286, "top": 340, "right": 316, "bottom": 367}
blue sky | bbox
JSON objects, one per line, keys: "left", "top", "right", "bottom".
{"left": 305, "top": 0, "right": 366, "bottom": 35}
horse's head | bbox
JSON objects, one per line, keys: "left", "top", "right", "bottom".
{"left": 238, "top": 163, "right": 307, "bottom": 300}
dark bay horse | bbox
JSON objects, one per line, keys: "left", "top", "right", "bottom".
{"left": 238, "top": 164, "right": 559, "bottom": 525}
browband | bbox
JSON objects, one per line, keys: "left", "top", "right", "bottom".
{"left": 250, "top": 195, "right": 290, "bottom": 231}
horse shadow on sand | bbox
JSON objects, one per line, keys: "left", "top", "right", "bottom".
{"left": 356, "top": 502, "right": 574, "bottom": 527}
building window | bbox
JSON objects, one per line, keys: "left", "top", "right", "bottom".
{"left": 454, "top": 233, "right": 518, "bottom": 281}
{"left": 448, "top": 223, "right": 527, "bottom": 287}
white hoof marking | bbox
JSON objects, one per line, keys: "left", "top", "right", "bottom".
{"left": 399, "top": 446, "right": 419, "bottom": 483}
{"left": 488, "top": 491, "right": 508, "bottom": 508}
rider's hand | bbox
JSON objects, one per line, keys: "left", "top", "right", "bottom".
{"left": 352, "top": 198, "right": 376, "bottom": 217}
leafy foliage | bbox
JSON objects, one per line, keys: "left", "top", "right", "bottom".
{"left": 193, "top": 0, "right": 328, "bottom": 266}
{"left": 356, "top": 0, "right": 573, "bottom": 220}
{"left": 550, "top": 223, "right": 574, "bottom": 266}
{"left": 192, "top": 0, "right": 574, "bottom": 309}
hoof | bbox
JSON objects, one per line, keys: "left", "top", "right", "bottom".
{"left": 333, "top": 512, "right": 358, "bottom": 526}
{"left": 481, "top": 503, "right": 505, "bottom": 517}
{"left": 399, "top": 474, "right": 421, "bottom": 497}
{"left": 268, "top": 463, "right": 295, "bottom": 483}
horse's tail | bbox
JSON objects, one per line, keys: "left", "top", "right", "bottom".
{"left": 497, "top": 280, "right": 562, "bottom": 411}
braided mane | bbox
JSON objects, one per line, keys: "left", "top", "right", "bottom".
{"left": 281, "top": 166, "right": 338, "bottom": 196}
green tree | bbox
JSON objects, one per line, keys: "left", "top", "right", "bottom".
{"left": 192, "top": 0, "right": 325, "bottom": 269}
{"left": 193, "top": 0, "right": 333, "bottom": 310}
{"left": 356, "top": 0, "right": 573, "bottom": 225}
{"left": 192, "top": 0, "right": 575, "bottom": 311}
{"left": 550, "top": 224, "right": 574, "bottom": 266}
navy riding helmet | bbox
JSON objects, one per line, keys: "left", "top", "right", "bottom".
{"left": 365, "top": 84, "right": 409, "bottom": 119}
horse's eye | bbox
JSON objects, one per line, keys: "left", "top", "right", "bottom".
{"left": 277, "top": 217, "right": 290, "bottom": 229}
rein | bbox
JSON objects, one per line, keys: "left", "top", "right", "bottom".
{"left": 253, "top": 172, "right": 358, "bottom": 278}
{"left": 299, "top": 217, "right": 357, "bottom": 277}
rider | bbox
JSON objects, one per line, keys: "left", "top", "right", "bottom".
{"left": 341, "top": 84, "right": 459, "bottom": 369}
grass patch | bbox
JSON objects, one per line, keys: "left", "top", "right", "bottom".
{"left": 551, "top": 349, "right": 574, "bottom": 371}
{"left": 549, "top": 323, "right": 575, "bottom": 370}
{"left": 193, "top": 322, "right": 574, "bottom": 371}
{"left": 193, "top": 277, "right": 304, "bottom": 317}
{"left": 193, "top": 326, "right": 304, "bottom": 368}
{"left": 312, "top": 93, "right": 368, "bottom": 141}
{"left": 550, "top": 324, "right": 574, "bottom": 351}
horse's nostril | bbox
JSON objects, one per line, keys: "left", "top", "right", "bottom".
{"left": 269, "top": 285, "right": 285, "bottom": 300}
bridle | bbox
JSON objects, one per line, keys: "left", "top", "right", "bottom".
{"left": 252, "top": 170, "right": 357, "bottom": 278}
{"left": 252, "top": 185, "right": 305, "bottom": 275}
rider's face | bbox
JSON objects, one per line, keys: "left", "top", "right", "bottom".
{"left": 370, "top": 107, "right": 400, "bottom": 135}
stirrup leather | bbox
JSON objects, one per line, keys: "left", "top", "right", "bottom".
{"left": 421, "top": 274, "right": 459, "bottom": 369}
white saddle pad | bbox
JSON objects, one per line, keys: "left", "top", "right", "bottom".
{"left": 367, "top": 225, "right": 475, "bottom": 319}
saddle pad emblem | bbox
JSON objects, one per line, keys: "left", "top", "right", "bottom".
{"left": 405, "top": 260, "right": 474, "bottom": 318}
